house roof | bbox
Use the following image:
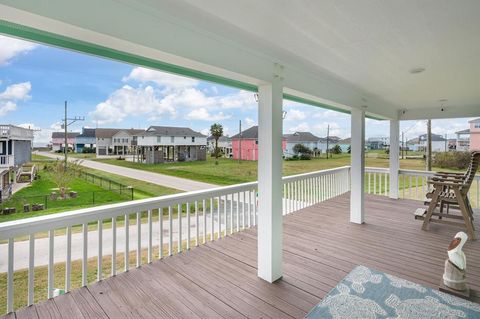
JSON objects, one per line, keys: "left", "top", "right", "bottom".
{"left": 455, "top": 129, "right": 470, "bottom": 134}
{"left": 52, "top": 132, "right": 79, "bottom": 139}
{"left": 77, "top": 128, "right": 96, "bottom": 138}
{"left": 145, "top": 126, "right": 205, "bottom": 137}
{"left": 231, "top": 126, "right": 258, "bottom": 139}
{"left": 469, "top": 118, "right": 480, "bottom": 123}
{"left": 95, "top": 128, "right": 144, "bottom": 138}
{"left": 95, "top": 128, "right": 122, "bottom": 138}
{"left": 318, "top": 136, "right": 341, "bottom": 143}
{"left": 418, "top": 133, "right": 446, "bottom": 142}
{"left": 283, "top": 131, "right": 320, "bottom": 142}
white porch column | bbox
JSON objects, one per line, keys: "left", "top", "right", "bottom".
{"left": 258, "top": 64, "right": 283, "bottom": 283}
{"left": 350, "top": 108, "right": 365, "bottom": 224}
{"left": 389, "top": 120, "right": 400, "bottom": 199}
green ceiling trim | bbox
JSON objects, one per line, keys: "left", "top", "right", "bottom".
{"left": 0, "top": 19, "right": 258, "bottom": 92}
{"left": 0, "top": 19, "right": 386, "bottom": 120}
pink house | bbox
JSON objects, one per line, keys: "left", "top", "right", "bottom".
{"left": 51, "top": 132, "right": 79, "bottom": 152}
{"left": 469, "top": 118, "right": 480, "bottom": 151}
{"left": 231, "top": 126, "right": 286, "bottom": 161}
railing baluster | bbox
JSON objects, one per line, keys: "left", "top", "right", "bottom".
{"left": 136, "top": 212, "right": 141, "bottom": 267}
{"left": 125, "top": 214, "right": 130, "bottom": 271}
{"left": 178, "top": 203, "right": 182, "bottom": 253}
{"left": 98, "top": 220, "right": 103, "bottom": 281}
{"left": 82, "top": 223, "right": 88, "bottom": 285}
{"left": 229, "top": 194, "right": 233, "bottom": 234}
{"left": 65, "top": 227, "right": 71, "bottom": 292}
{"left": 112, "top": 217, "right": 117, "bottom": 275}
{"left": 168, "top": 206, "right": 173, "bottom": 255}
{"left": 368, "top": 173, "right": 371, "bottom": 194}
{"left": 236, "top": 193, "right": 240, "bottom": 232}
{"left": 210, "top": 198, "right": 214, "bottom": 240}
{"left": 148, "top": 210, "right": 153, "bottom": 262}
{"left": 203, "top": 199, "right": 207, "bottom": 243}
{"left": 402, "top": 175, "right": 406, "bottom": 198}
{"left": 415, "top": 176, "right": 419, "bottom": 200}
{"left": 7, "top": 238, "right": 14, "bottom": 313}
{"left": 253, "top": 189, "right": 258, "bottom": 225}
{"left": 48, "top": 230, "right": 54, "bottom": 299}
{"left": 247, "top": 191, "right": 251, "bottom": 228}
{"left": 187, "top": 202, "right": 191, "bottom": 248}
{"left": 241, "top": 192, "right": 245, "bottom": 229}
{"left": 195, "top": 201, "right": 200, "bottom": 245}
{"left": 159, "top": 207, "right": 163, "bottom": 258}
{"left": 28, "top": 234, "right": 35, "bottom": 305}
{"left": 379, "top": 173, "right": 382, "bottom": 196}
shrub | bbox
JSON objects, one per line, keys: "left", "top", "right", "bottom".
{"left": 293, "top": 144, "right": 312, "bottom": 155}
{"left": 330, "top": 144, "right": 342, "bottom": 154}
{"left": 433, "top": 151, "right": 471, "bottom": 169}
{"left": 299, "top": 153, "right": 312, "bottom": 160}
{"left": 82, "top": 147, "right": 96, "bottom": 153}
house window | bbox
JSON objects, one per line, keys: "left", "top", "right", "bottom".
{"left": 192, "top": 137, "right": 195, "bottom": 142}
{"left": 255, "top": 140, "right": 258, "bottom": 145}
{"left": 170, "top": 136, "right": 174, "bottom": 143}
{"left": 157, "top": 136, "right": 161, "bottom": 143}
{"left": 475, "top": 124, "right": 480, "bottom": 128}
{"left": 184, "top": 136, "right": 186, "bottom": 139}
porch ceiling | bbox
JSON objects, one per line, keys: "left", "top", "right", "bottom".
{"left": 1, "top": 1, "right": 479, "bottom": 120}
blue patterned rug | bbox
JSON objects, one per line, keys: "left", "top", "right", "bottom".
{"left": 306, "top": 265, "right": 480, "bottom": 319}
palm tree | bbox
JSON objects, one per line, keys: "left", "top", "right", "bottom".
{"left": 210, "top": 123, "right": 224, "bottom": 165}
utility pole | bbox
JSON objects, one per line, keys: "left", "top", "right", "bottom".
{"left": 426, "top": 119, "right": 432, "bottom": 171}
{"left": 238, "top": 120, "right": 242, "bottom": 163}
{"left": 445, "top": 134, "right": 448, "bottom": 152}
{"left": 63, "top": 101, "right": 85, "bottom": 169}
{"left": 326, "top": 124, "right": 330, "bottom": 159}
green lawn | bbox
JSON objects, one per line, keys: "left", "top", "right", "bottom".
{"left": 95, "top": 153, "right": 437, "bottom": 186}
{"left": 0, "top": 159, "right": 180, "bottom": 223}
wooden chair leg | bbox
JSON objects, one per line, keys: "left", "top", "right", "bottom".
{"left": 453, "top": 188, "right": 476, "bottom": 240}
{"left": 422, "top": 187, "right": 441, "bottom": 231}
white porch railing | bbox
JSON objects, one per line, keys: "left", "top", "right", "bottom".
{"left": 0, "top": 166, "right": 351, "bottom": 313}
{"left": 365, "top": 167, "right": 480, "bottom": 208}
{"left": 0, "top": 155, "right": 12, "bottom": 167}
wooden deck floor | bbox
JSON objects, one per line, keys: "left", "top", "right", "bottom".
{"left": 5, "top": 193, "right": 480, "bottom": 319}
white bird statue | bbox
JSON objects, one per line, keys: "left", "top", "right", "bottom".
{"left": 443, "top": 231, "right": 468, "bottom": 291}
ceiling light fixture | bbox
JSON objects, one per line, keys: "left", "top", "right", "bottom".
{"left": 410, "top": 67, "right": 426, "bottom": 74}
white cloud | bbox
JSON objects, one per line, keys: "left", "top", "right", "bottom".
{"left": 185, "top": 108, "right": 231, "bottom": 121}
{"left": 288, "top": 122, "right": 311, "bottom": 133}
{"left": 89, "top": 85, "right": 176, "bottom": 124}
{"left": 312, "top": 122, "right": 344, "bottom": 138}
{"left": 93, "top": 66, "right": 258, "bottom": 125}
{"left": 0, "top": 35, "right": 38, "bottom": 66}
{"left": 0, "top": 82, "right": 31, "bottom": 116}
{"left": 123, "top": 67, "right": 198, "bottom": 89}
{"left": 244, "top": 117, "right": 256, "bottom": 128}
{"left": 286, "top": 109, "right": 307, "bottom": 121}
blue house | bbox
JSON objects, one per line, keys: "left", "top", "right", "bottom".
{"left": 75, "top": 128, "right": 96, "bottom": 153}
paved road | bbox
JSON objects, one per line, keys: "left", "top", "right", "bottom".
{"left": 0, "top": 198, "right": 306, "bottom": 272}
{"left": 37, "top": 151, "right": 216, "bottom": 192}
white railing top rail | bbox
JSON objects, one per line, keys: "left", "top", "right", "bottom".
{"left": 366, "top": 167, "right": 480, "bottom": 180}
{"left": 0, "top": 166, "right": 351, "bottom": 240}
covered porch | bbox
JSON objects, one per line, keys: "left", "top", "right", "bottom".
{"left": 4, "top": 194, "right": 480, "bottom": 318}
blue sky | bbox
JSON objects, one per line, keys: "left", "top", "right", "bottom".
{"left": 0, "top": 35, "right": 473, "bottom": 146}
